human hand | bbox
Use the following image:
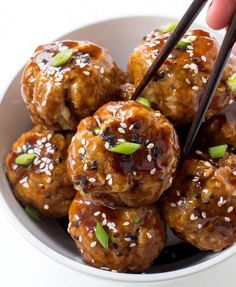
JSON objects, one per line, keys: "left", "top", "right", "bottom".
{"left": 206, "top": 0, "right": 236, "bottom": 55}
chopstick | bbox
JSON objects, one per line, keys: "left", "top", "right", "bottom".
{"left": 132, "top": 0, "right": 209, "bottom": 99}
{"left": 182, "top": 12, "right": 236, "bottom": 161}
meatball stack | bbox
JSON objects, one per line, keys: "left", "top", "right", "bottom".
{"left": 67, "top": 100, "right": 180, "bottom": 272}
{"left": 5, "top": 23, "right": 236, "bottom": 273}
{"left": 6, "top": 40, "right": 125, "bottom": 218}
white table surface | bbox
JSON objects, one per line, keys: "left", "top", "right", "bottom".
{"left": 1, "top": 0, "right": 236, "bottom": 286}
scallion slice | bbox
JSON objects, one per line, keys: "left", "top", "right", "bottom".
{"left": 25, "top": 206, "right": 41, "bottom": 223}
{"left": 136, "top": 97, "right": 151, "bottom": 108}
{"left": 226, "top": 73, "right": 236, "bottom": 92}
{"left": 109, "top": 142, "right": 141, "bottom": 155}
{"left": 93, "top": 126, "right": 100, "bottom": 135}
{"left": 176, "top": 35, "right": 197, "bottom": 48}
{"left": 159, "top": 23, "right": 177, "bottom": 33}
{"left": 95, "top": 221, "right": 109, "bottom": 249}
{"left": 51, "top": 48, "right": 74, "bottom": 67}
{"left": 208, "top": 144, "right": 228, "bottom": 159}
{"left": 15, "top": 153, "right": 36, "bottom": 166}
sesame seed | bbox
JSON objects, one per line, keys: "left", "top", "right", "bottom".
{"left": 150, "top": 168, "right": 156, "bottom": 175}
{"left": 94, "top": 211, "right": 101, "bottom": 216}
{"left": 108, "top": 178, "right": 113, "bottom": 185}
{"left": 204, "top": 161, "right": 211, "bottom": 167}
{"left": 170, "top": 203, "right": 176, "bottom": 207}
{"left": 202, "top": 188, "right": 208, "bottom": 193}
{"left": 190, "top": 214, "right": 198, "bottom": 221}
{"left": 186, "top": 78, "right": 191, "bottom": 84}
{"left": 45, "top": 170, "right": 52, "bottom": 176}
{"left": 120, "top": 123, "right": 127, "bottom": 129}
{"left": 218, "top": 196, "right": 226, "bottom": 207}
{"left": 83, "top": 71, "right": 90, "bottom": 76}
{"left": 90, "top": 241, "right": 97, "bottom": 247}
{"left": 100, "top": 67, "right": 105, "bottom": 74}
{"left": 228, "top": 206, "right": 234, "bottom": 213}
{"left": 233, "top": 171, "right": 236, "bottom": 176}
{"left": 123, "top": 221, "right": 129, "bottom": 226}
{"left": 147, "top": 154, "right": 152, "bottom": 162}
{"left": 44, "top": 204, "right": 49, "bottom": 210}
{"left": 79, "top": 147, "right": 85, "bottom": 155}
{"left": 155, "top": 111, "right": 161, "bottom": 117}
{"left": 125, "top": 237, "right": 131, "bottom": 241}
{"left": 105, "top": 142, "right": 110, "bottom": 149}
{"left": 201, "top": 56, "right": 207, "bottom": 62}
{"left": 229, "top": 99, "right": 234, "bottom": 105}
{"left": 102, "top": 219, "right": 107, "bottom": 225}
{"left": 83, "top": 163, "right": 88, "bottom": 171}
{"left": 146, "top": 232, "right": 152, "bottom": 239}
{"left": 201, "top": 212, "right": 207, "bottom": 219}
{"left": 39, "top": 162, "right": 46, "bottom": 169}
{"left": 202, "top": 77, "right": 207, "bottom": 84}
{"left": 118, "top": 127, "right": 125, "bottom": 134}
{"left": 48, "top": 163, "right": 54, "bottom": 171}
{"left": 46, "top": 178, "right": 52, "bottom": 184}
{"left": 192, "top": 86, "right": 199, "bottom": 91}
{"left": 176, "top": 190, "right": 181, "bottom": 196}
{"left": 129, "top": 124, "right": 134, "bottom": 130}
{"left": 192, "top": 177, "right": 199, "bottom": 182}
{"left": 133, "top": 171, "right": 137, "bottom": 176}
{"left": 79, "top": 236, "right": 82, "bottom": 242}
{"left": 195, "top": 150, "right": 202, "bottom": 155}
{"left": 197, "top": 224, "right": 202, "bottom": 230}
{"left": 117, "top": 138, "right": 125, "bottom": 143}
{"left": 225, "top": 217, "right": 231, "bottom": 222}
{"left": 147, "top": 143, "right": 154, "bottom": 149}
{"left": 106, "top": 174, "right": 112, "bottom": 180}
{"left": 80, "top": 249, "right": 84, "bottom": 254}
{"left": 169, "top": 177, "right": 173, "bottom": 184}
{"left": 81, "top": 138, "right": 86, "bottom": 146}
{"left": 130, "top": 243, "right": 136, "bottom": 248}
{"left": 88, "top": 178, "right": 96, "bottom": 183}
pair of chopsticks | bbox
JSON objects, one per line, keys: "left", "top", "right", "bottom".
{"left": 132, "top": 0, "right": 236, "bottom": 161}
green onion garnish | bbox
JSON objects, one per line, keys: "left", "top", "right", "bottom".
{"left": 136, "top": 97, "right": 151, "bottom": 108}
{"left": 51, "top": 48, "right": 74, "bottom": 67}
{"left": 15, "top": 153, "right": 36, "bottom": 166}
{"left": 24, "top": 206, "right": 41, "bottom": 223}
{"left": 159, "top": 23, "right": 177, "bottom": 33}
{"left": 95, "top": 221, "right": 109, "bottom": 249}
{"left": 176, "top": 35, "right": 197, "bottom": 48}
{"left": 93, "top": 126, "right": 100, "bottom": 135}
{"left": 226, "top": 73, "right": 236, "bottom": 92}
{"left": 109, "top": 142, "right": 141, "bottom": 155}
{"left": 208, "top": 144, "right": 228, "bottom": 159}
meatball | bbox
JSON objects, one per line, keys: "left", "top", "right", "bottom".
{"left": 161, "top": 151, "right": 236, "bottom": 252}
{"left": 200, "top": 101, "right": 236, "bottom": 148}
{"left": 67, "top": 101, "right": 180, "bottom": 207}
{"left": 68, "top": 193, "right": 166, "bottom": 272}
{"left": 128, "top": 29, "right": 236, "bottom": 125}
{"left": 21, "top": 40, "right": 125, "bottom": 130}
{"left": 5, "top": 125, "right": 76, "bottom": 218}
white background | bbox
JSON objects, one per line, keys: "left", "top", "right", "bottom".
{"left": 1, "top": 0, "right": 236, "bottom": 286}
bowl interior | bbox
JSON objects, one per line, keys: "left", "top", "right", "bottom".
{"left": 0, "top": 15, "right": 235, "bottom": 282}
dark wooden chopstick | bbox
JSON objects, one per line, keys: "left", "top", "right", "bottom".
{"left": 182, "top": 12, "right": 236, "bottom": 161}
{"left": 132, "top": 0, "right": 209, "bottom": 100}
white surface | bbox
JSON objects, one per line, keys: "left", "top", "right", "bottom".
{"left": 1, "top": 0, "right": 236, "bottom": 286}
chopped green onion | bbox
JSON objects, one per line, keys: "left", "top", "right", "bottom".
{"left": 226, "top": 73, "right": 236, "bottom": 92}
{"left": 176, "top": 35, "right": 197, "bottom": 48}
{"left": 109, "top": 142, "right": 141, "bottom": 155}
{"left": 51, "top": 48, "right": 74, "bottom": 67}
{"left": 136, "top": 97, "right": 151, "bottom": 108}
{"left": 15, "top": 153, "right": 36, "bottom": 166}
{"left": 132, "top": 216, "right": 141, "bottom": 224}
{"left": 24, "top": 206, "right": 41, "bottom": 223}
{"left": 93, "top": 126, "right": 100, "bottom": 135}
{"left": 95, "top": 221, "right": 109, "bottom": 249}
{"left": 208, "top": 144, "right": 228, "bottom": 159}
{"left": 159, "top": 23, "right": 177, "bottom": 33}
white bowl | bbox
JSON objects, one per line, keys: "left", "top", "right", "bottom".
{"left": 0, "top": 15, "right": 235, "bottom": 284}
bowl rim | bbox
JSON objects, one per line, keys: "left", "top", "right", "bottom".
{"left": 1, "top": 14, "right": 236, "bottom": 283}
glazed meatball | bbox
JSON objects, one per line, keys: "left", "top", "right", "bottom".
{"left": 67, "top": 101, "right": 180, "bottom": 207}
{"left": 5, "top": 125, "right": 76, "bottom": 217}
{"left": 21, "top": 40, "right": 125, "bottom": 130}
{"left": 200, "top": 101, "right": 236, "bottom": 148}
{"left": 68, "top": 193, "right": 166, "bottom": 272}
{"left": 161, "top": 151, "right": 236, "bottom": 252}
{"left": 128, "top": 29, "right": 236, "bottom": 125}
